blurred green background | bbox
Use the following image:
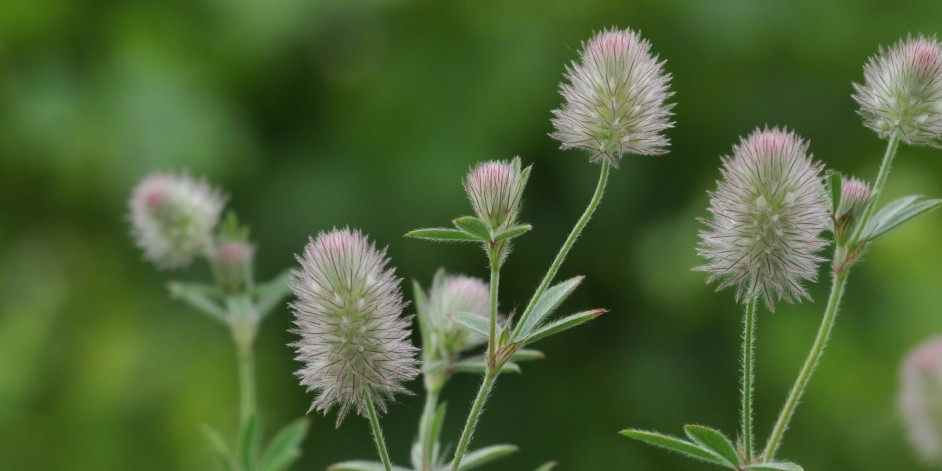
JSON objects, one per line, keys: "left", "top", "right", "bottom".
{"left": 3, "top": 0, "right": 942, "bottom": 469}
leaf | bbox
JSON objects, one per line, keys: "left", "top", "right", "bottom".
{"left": 745, "top": 462, "right": 804, "bottom": 471}
{"left": 864, "top": 196, "right": 942, "bottom": 241}
{"left": 534, "top": 461, "right": 558, "bottom": 471}
{"left": 424, "top": 402, "right": 447, "bottom": 468}
{"left": 326, "top": 461, "right": 412, "bottom": 471}
{"left": 619, "top": 429, "right": 727, "bottom": 466}
{"left": 517, "top": 276, "right": 585, "bottom": 338}
{"left": 445, "top": 444, "right": 519, "bottom": 470}
{"left": 199, "top": 424, "right": 235, "bottom": 471}
{"left": 253, "top": 270, "right": 293, "bottom": 320}
{"left": 453, "top": 216, "right": 491, "bottom": 240}
{"left": 493, "top": 224, "right": 533, "bottom": 242}
{"left": 413, "top": 278, "right": 432, "bottom": 353}
{"left": 510, "top": 349, "right": 544, "bottom": 362}
{"left": 451, "top": 311, "right": 490, "bottom": 337}
{"left": 826, "top": 171, "right": 842, "bottom": 214}
{"left": 239, "top": 414, "right": 261, "bottom": 471}
{"left": 258, "top": 417, "right": 309, "bottom": 471}
{"left": 452, "top": 357, "right": 521, "bottom": 375}
{"left": 522, "top": 309, "right": 606, "bottom": 346}
{"left": 168, "top": 281, "right": 229, "bottom": 325}
{"left": 683, "top": 425, "right": 739, "bottom": 466}
{"left": 405, "top": 228, "right": 480, "bottom": 243}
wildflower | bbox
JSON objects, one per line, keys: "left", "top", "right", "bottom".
{"left": 212, "top": 239, "right": 256, "bottom": 294}
{"left": 426, "top": 271, "right": 491, "bottom": 357}
{"left": 900, "top": 336, "right": 942, "bottom": 463}
{"left": 290, "top": 228, "right": 419, "bottom": 426}
{"left": 128, "top": 172, "right": 225, "bottom": 269}
{"left": 551, "top": 27, "right": 674, "bottom": 165}
{"left": 853, "top": 35, "right": 942, "bottom": 146}
{"left": 464, "top": 157, "right": 527, "bottom": 231}
{"left": 696, "top": 128, "right": 830, "bottom": 310}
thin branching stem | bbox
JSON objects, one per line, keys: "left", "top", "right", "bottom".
{"left": 366, "top": 390, "right": 393, "bottom": 471}
{"left": 741, "top": 295, "right": 758, "bottom": 462}
{"left": 450, "top": 369, "right": 497, "bottom": 471}
{"left": 418, "top": 388, "right": 440, "bottom": 471}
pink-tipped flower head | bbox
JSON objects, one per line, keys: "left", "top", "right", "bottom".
{"left": 900, "top": 336, "right": 942, "bottom": 463}
{"left": 551, "top": 28, "right": 674, "bottom": 166}
{"left": 464, "top": 157, "right": 528, "bottom": 231}
{"left": 696, "top": 128, "right": 830, "bottom": 311}
{"left": 853, "top": 35, "right": 942, "bottom": 147}
{"left": 426, "top": 271, "right": 491, "bottom": 357}
{"left": 832, "top": 176, "right": 872, "bottom": 244}
{"left": 128, "top": 171, "right": 226, "bottom": 269}
{"left": 213, "top": 239, "right": 256, "bottom": 294}
{"left": 290, "top": 228, "right": 419, "bottom": 426}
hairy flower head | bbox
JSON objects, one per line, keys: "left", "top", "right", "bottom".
{"left": 836, "top": 177, "right": 872, "bottom": 221}
{"left": 128, "top": 171, "right": 225, "bottom": 269}
{"left": 696, "top": 128, "right": 830, "bottom": 310}
{"left": 213, "top": 239, "right": 255, "bottom": 294}
{"left": 551, "top": 27, "right": 674, "bottom": 165}
{"left": 900, "top": 336, "right": 942, "bottom": 463}
{"left": 853, "top": 35, "right": 942, "bottom": 146}
{"left": 464, "top": 157, "right": 527, "bottom": 231}
{"left": 425, "top": 270, "right": 491, "bottom": 357}
{"left": 290, "top": 228, "right": 419, "bottom": 426}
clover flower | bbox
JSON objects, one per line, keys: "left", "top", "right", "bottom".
{"left": 128, "top": 171, "right": 226, "bottom": 269}
{"left": 212, "top": 239, "right": 255, "bottom": 294}
{"left": 290, "top": 228, "right": 419, "bottom": 426}
{"left": 900, "top": 336, "right": 942, "bottom": 463}
{"left": 853, "top": 35, "right": 942, "bottom": 147}
{"left": 551, "top": 27, "right": 674, "bottom": 165}
{"left": 696, "top": 128, "right": 830, "bottom": 310}
{"left": 464, "top": 157, "right": 527, "bottom": 231}
{"left": 426, "top": 271, "right": 491, "bottom": 356}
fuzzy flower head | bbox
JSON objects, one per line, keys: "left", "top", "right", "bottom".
{"left": 213, "top": 239, "right": 255, "bottom": 294}
{"left": 696, "top": 128, "right": 830, "bottom": 311}
{"left": 290, "top": 228, "right": 419, "bottom": 426}
{"left": 464, "top": 157, "right": 528, "bottom": 231}
{"left": 551, "top": 27, "right": 674, "bottom": 166}
{"left": 128, "top": 171, "right": 226, "bottom": 270}
{"left": 853, "top": 35, "right": 942, "bottom": 147}
{"left": 900, "top": 336, "right": 942, "bottom": 464}
{"left": 425, "top": 271, "right": 491, "bottom": 357}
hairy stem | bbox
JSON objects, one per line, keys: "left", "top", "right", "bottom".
{"left": 450, "top": 370, "right": 497, "bottom": 471}
{"left": 230, "top": 296, "right": 258, "bottom": 429}
{"left": 511, "top": 159, "right": 610, "bottom": 339}
{"left": 418, "top": 388, "right": 441, "bottom": 471}
{"left": 848, "top": 133, "right": 900, "bottom": 245}
{"left": 741, "top": 296, "right": 758, "bottom": 462}
{"left": 366, "top": 391, "right": 393, "bottom": 471}
{"left": 486, "top": 250, "right": 501, "bottom": 365}
{"left": 762, "top": 271, "right": 847, "bottom": 460}
{"left": 236, "top": 341, "right": 257, "bottom": 428}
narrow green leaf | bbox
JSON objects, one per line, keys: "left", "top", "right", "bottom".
{"left": 510, "top": 349, "right": 544, "bottom": 362}
{"left": 253, "top": 270, "right": 292, "bottom": 320}
{"left": 683, "top": 425, "right": 739, "bottom": 466}
{"left": 865, "top": 196, "right": 942, "bottom": 240}
{"left": 239, "top": 414, "right": 261, "bottom": 471}
{"left": 413, "top": 278, "right": 432, "bottom": 355}
{"left": 168, "top": 281, "right": 229, "bottom": 325}
{"left": 452, "top": 357, "right": 521, "bottom": 375}
{"left": 199, "top": 424, "right": 235, "bottom": 471}
{"left": 453, "top": 216, "right": 491, "bottom": 240}
{"left": 620, "top": 429, "right": 727, "bottom": 466}
{"left": 326, "top": 461, "right": 412, "bottom": 471}
{"left": 445, "top": 444, "right": 519, "bottom": 470}
{"left": 519, "top": 164, "right": 532, "bottom": 193}
{"left": 745, "top": 462, "right": 803, "bottom": 471}
{"left": 425, "top": 402, "right": 447, "bottom": 468}
{"left": 517, "top": 276, "right": 585, "bottom": 338}
{"left": 534, "top": 461, "right": 558, "bottom": 471}
{"left": 826, "top": 171, "right": 842, "bottom": 214}
{"left": 405, "top": 228, "right": 480, "bottom": 242}
{"left": 523, "top": 309, "right": 606, "bottom": 346}
{"left": 451, "top": 311, "right": 490, "bottom": 337}
{"left": 493, "top": 224, "right": 533, "bottom": 242}
{"left": 258, "top": 418, "right": 309, "bottom": 471}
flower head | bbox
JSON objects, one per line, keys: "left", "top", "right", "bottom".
{"left": 853, "top": 35, "right": 942, "bottom": 147}
{"left": 551, "top": 27, "right": 674, "bottom": 165}
{"left": 290, "top": 228, "right": 419, "bottom": 426}
{"left": 213, "top": 239, "right": 255, "bottom": 294}
{"left": 900, "top": 336, "right": 942, "bottom": 463}
{"left": 832, "top": 176, "right": 872, "bottom": 244}
{"left": 128, "top": 171, "right": 226, "bottom": 269}
{"left": 696, "top": 128, "right": 830, "bottom": 310}
{"left": 464, "top": 157, "right": 528, "bottom": 231}
{"left": 425, "top": 270, "right": 491, "bottom": 357}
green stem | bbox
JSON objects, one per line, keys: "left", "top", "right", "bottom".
{"left": 230, "top": 295, "right": 258, "bottom": 429}
{"left": 486, "top": 251, "right": 500, "bottom": 364}
{"left": 366, "top": 391, "right": 393, "bottom": 471}
{"left": 848, "top": 133, "right": 900, "bottom": 246}
{"left": 762, "top": 271, "right": 847, "bottom": 460}
{"left": 418, "top": 388, "right": 441, "bottom": 471}
{"left": 451, "top": 370, "right": 498, "bottom": 471}
{"left": 741, "top": 296, "right": 758, "bottom": 462}
{"left": 511, "top": 159, "right": 610, "bottom": 339}
{"left": 236, "top": 340, "right": 257, "bottom": 428}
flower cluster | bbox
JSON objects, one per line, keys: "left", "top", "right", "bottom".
{"left": 900, "top": 336, "right": 942, "bottom": 464}
{"left": 464, "top": 157, "right": 527, "bottom": 232}
{"left": 425, "top": 271, "right": 491, "bottom": 357}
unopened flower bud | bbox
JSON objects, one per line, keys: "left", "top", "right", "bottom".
{"left": 426, "top": 271, "right": 491, "bottom": 357}
{"left": 551, "top": 28, "right": 674, "bottom": 165}
{"left": 464, "top": 157, "right": 527, "bottom": 231}
{"left": 853, "top": 35, "right": 942, "bottom": 147}
{"left": 900, "top": 336, "right": 942, "bottom": 463}
{"left": 696, "top": 128, "right": 830, "bottom": 311}
{"left": 290, "top": 228, "right": 419, "bottom": 426}
{"left": 128, "top": 172, "right": 226, "bottom": 269}
{"left": 213, "top": 239, "right": 255, "bottom": 293}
